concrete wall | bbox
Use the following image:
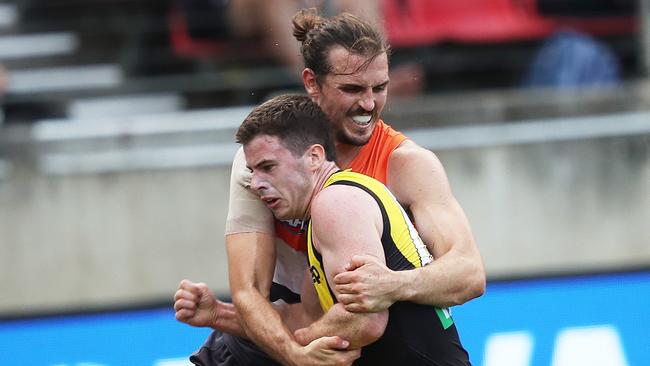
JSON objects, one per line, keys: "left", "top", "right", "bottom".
{"left": 440, "top": 135, "right": 650, "bottom": 277}
{"left": 1, "top": 87, "right": 649, "bottom": 315}
{"left": 0, "top": 163, "right": 232, "bottom": 313}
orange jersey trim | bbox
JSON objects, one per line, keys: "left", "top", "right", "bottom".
{"left": 345, "top": 120, "right": 407, "bottom": 185}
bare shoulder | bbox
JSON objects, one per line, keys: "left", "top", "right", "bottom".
{"left": 311, "top": 183, "right": 384, "bottom": 265}
{"left": 389, "top": 139, "right": 443, "bottom": 171}
{"left": 388, "top": 140, "right": 448, "bottom": 184}
{"left": 312, "top": 184, "right": 379, "bottom": 221}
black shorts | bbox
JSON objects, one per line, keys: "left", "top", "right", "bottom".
{"left": 190, "top": 330, "right": 280, "bottom": 366}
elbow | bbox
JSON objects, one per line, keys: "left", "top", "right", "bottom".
{"left": 472, "top": 260, "right": 487, "bottom": 297}
{"left": 354, "top": 312, "right": 388, "bottom": 347}
{"left": 469, "top": 270, "right": 486, "bottom": 300}
{"left": 230, "top": 292, "right": 246, "bottom": 312}
{"left": 230, "top": 287, "right": 257, "bottom": 310}
{"left": 461, "top": 264, "right": 486, "bottom": 304}
{"left": 448, "top": 263, "right": 486, "bottom": 306}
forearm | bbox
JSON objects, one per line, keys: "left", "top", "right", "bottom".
{"left": 296, "top": 303, "right": 387, "bottom": 349}
{"left": 233, "top": 290, "right": 303, "bottom": 366}
{"left": 395, "top": 251, "right": 485, "bottom": 307}
{"left": 211, "top": 300, "right": 248, "bottom": 339}
{"left": 275, "top": 301, "right": 319, "bottom": 334}
{"left": 386, "top": 142, "right": 486, "bottom": 307}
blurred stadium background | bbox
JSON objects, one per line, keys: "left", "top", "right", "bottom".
{"left": 0, "top": 0, "right": 648, "bottom": 365}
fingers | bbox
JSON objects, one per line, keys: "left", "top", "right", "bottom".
{"left": 343, "top": 254, "right": 372, "bottom": 271}
{"left": 174, "top": 281, "right": 201, "bottom": 323}
{"left": 314, "top": 335, "right": 350, "bottom": 350}
{"left": 174, "top": 308, "right": 195, "bottom": 322}
{"left": 336, "top": 293, "right": 368, "bottom": 313}
{"left": 340, "top": 302, "right": 367, "bottom": 313}
{"left": 178, "top": 279, "right": 207, "bottom": 297}
{"left": 334, "top": 282, "right": 358, "bottom": 295}
{"left": 336, "top": 254, "right": 377, "bottom": 283}
{"left": 173, "top": 295, "right": 198, "bottom": 312}
{"left": 294, "top": 328, "right": 309, "bottom": 346}
{"left": 335, "top": 292, "right": 356, "bottom": 305}
{"left": 314, "top": 337, "right": 361, "bottom": 365}
{"left": 174, "top": 287, "right": 199, "bottom": 304}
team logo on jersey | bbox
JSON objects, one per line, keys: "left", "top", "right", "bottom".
{"left": 310, "top": 265, "right": 321, "bottom": 284}
{"left": 279, "top": 219, "right": 306, "bottom": 232}
{"left": 275, "top": 219, "right": 308, "bottom": 252}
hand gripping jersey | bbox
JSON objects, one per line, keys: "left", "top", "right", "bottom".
{"left": 307, "top": 170, "right": 471, "bottom": 366}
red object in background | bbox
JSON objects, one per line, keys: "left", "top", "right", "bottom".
{"left": 168, "top": 6, "right": 223, "bottom": 59}
{"left": 169, "top": 0, "right": 638, "bottom": 59}
{"left": 383, "top": 0, "right": 637, "bottom": 48}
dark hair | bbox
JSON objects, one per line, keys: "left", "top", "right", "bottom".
{"left": 292, "top": 8, "right": 390, "bottom": 81}
{"left": 236, "top": 94, "right": 336, "bottom": 162}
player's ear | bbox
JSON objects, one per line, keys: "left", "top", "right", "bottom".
{"left": 303, "top": 68, "right": 320, "bottom": 100}
{"left": 305, "top": 144, "right": 325, "bottom": 168}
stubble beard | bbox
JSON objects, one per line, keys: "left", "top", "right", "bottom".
{"left": 336, "top": 129, "right": 370, "bottom": 146}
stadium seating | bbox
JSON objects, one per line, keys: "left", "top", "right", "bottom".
{"left": 0, "top": 0, "right": 640, "bottom": 124}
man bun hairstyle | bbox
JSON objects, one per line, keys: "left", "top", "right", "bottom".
{"left": 292, "top": 8, "right": 390, "bottom": 80}
{"left": 236, "top": 94, "right": 336, "bottom": 162}
{"left": 292, "top": 7, "right": 324, "bottom": 43}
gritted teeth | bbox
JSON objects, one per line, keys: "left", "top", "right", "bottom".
{"left": 352, "top": 115, "right": 372, "bottom": 125}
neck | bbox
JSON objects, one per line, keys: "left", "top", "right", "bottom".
{"left": 335, "top": 141, "right": 364, "bottom": 169}
{"left": 302, "top": 161, "right": 339, "bottom": 220}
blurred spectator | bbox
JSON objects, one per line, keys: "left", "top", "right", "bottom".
{"left": 178, "top": 1, "right": 380, "bottom": 73}
{"left": 522, "top": 30, "right": 621, "bottom": 89}
{"left": 176, "top": 0, "right": 424, "bottom": 94}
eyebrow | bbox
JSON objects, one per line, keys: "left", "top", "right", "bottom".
{"left": 247, "top": 159, "right": 274, "bottom": 171}
{"left": 337, "top": 79, "right": 390, "bottom": 89}
{"left": 375, "top": 80, "right": 390, "bottom": 88}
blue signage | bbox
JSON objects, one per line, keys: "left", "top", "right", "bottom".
{"left": 454, "top": 270, "right": 650, "bottom": 365}
{"left": 0, "top": 308, "right": 211, "bottom": 365}
{"left": 1, "top": 270, "right": 648, "bottom": 365}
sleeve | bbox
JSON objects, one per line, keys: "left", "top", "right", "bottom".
{"left": 224, "top": 147, "right": 275, "bottom": 235}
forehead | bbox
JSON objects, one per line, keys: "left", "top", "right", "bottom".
{"left": 243, "top": 134, "right": 292, "bottom": 165}
{"left": 326, "top": 46, "right": 389, "bottom": 84}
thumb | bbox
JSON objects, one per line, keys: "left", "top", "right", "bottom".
{"left": 294, "top": 328, "right": 309, "bottom": 346}
{"left": 319, "top": 336, "right": 350, "bottom": 350}
{"left": 195, "top": 282, "right": 213, "bottom": 297}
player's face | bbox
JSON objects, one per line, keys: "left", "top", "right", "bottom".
{"left": 244, "top": 135, "right": 313, "bottom": 220}
{"left": 314, "top": 47, "right": 389, "bottom": 146}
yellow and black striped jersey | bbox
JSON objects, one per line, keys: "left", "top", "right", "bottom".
{"left": 307, "top": 170, "right": 470, "bottom": 365}
{"left": 307, "top": 169, "right": 433, "bottom": 311}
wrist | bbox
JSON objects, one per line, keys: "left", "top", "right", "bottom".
{"left": 393, "top": 269, "right": 417, "bottom": 302}
{"left": 282, "top": 341, "right": 306, "bottom": 366}
{"left": 210, "top": 300, "right": 222, "bottom": 329}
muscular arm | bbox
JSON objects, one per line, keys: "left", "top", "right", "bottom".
{"left": 227, "top": 232, "right": 306, "bottom": 362}
{"left": 335, "top": 141, "right": 485, "bottom": 310}
{"left": 225, "top": 148, "right": 358, "bottom": 366}
{"left": 295, "top": 185, "right": 388, "bottom": 349}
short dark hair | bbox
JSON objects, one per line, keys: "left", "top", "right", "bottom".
{"left": 236, "top": 94, "right": 336, "bottom": 162}
{"left": 292, "top": 8, "right": 390, "bottom": 82}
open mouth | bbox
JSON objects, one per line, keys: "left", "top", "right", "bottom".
{"left": 351, "top": 115, "right": 372, "bottom": 126}
{"left": 262, "top": 197, "right": 280, "bottom": 208}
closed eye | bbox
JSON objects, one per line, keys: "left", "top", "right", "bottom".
{"left": 261, "top": 163, "right": 275, "bottom": 173}
{"left": 373, "top": 84, "right": 388, "bottom": 93}
{"left": 339, "top": 85, "right": 364, "bottom": 94}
